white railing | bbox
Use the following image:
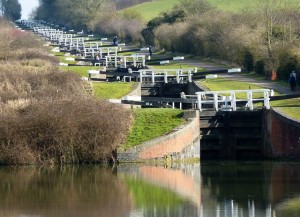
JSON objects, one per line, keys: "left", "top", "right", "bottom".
{"left": 138, "top": 69, "right": 194, "bottom": 84}
{"left": 105, "top": 55, "right": 146, "bottom": 68}
{"left": 192, "top": 89, "right": 273, "bottom": 112}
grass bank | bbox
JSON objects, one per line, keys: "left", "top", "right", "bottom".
{"left": 93, "top": 82, "right": 138, "bottom": 99}
{"left": 122, "top": 108, "right": 184, "bottom": 149}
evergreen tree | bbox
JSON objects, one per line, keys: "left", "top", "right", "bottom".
{"left": 2, "top": 0, "right": 21, "bottom": 20}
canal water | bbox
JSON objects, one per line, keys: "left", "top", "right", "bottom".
{"left": 0, "top": 161, "right": 300, "bottom": 217}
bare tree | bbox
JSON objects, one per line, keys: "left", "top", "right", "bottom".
{"left": 258, "top": 0, "right": 300, "bottom": 71}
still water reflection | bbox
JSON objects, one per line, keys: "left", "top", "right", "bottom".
{"left": 1, "top": 162, "right": 300, "bottom": 217}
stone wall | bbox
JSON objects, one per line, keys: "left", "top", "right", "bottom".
{"left": 117, "top": 110, "right": 200, "bottom": 162}
{"left": 263, "top": 108, "right": 300, "bottom": 158}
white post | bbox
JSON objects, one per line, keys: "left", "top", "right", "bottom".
{"left": 139, "top": 71, "right": 143, "bottom": 83}
{"left": 115, "top": 56, "right": 118, "bottom": 67}
{"left": 214, "top": 93, "right": 219, "bottom": 111}
{"left": 176, "top": 71, "right": 180, "bottom": 83}
{"left": 188, "top": 70, "right": 192, "bottom": 82}
{"left": 231, "top": 92, "right": 237, "bottom": 111}
{"left": 123, "top": 57, "right": 126, "bottom": 68}
{"left": 164, "top": 72, "right": 168, "bottom": 83}
{"left": 133, "top": 57, "right": 137, "bottom": 67}
{"left": 264, "top": 90, "right": 270, "bottom": 109}
{"left": 151, "top": 71, "right": 155, "bottom": 83}
{"left": 105, "top": 56, "right": 108, "bottom": 67}
{"left": 247, "top": 91, "right": 253, "bottom": 110}
{"left": 197, "top": 93, "right": 202, "bottom": 112}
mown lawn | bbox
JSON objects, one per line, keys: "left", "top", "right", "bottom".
{"left": 92, "top": 82, "right": 137, "bottom": 99}
{"left": 60, "top": 66, "right": 99, "bottom": 77}
{"left": 122, "top": 108, "right": 184, "bottom": 149}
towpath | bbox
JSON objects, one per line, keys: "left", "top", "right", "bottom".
{"left": 183, "top": 58, "right": 300, "bottom": 96}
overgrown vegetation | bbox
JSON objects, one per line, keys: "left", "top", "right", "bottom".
{"left": 0, "top": 18, "right": 132, "bottom": 165}
{"left": 0, "top": 0, "right": 21, "bottom": 21}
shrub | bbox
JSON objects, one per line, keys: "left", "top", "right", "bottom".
{"left": 255, "top": 60, "right": 265, "bottom": 75}
{"left": 243, "top": 50, "right": 254, "bottom": 72}
{"left": 94, "top": 12, "right": 144, "bottom": 42}
{"left": 0, "top": 64, "right": 86, "bottom": 102}
{"left": 277, "top": 55, "right": 298, "bottom": 80}
{"left": 0, "top": 98, "right": 132, "bottom": 165}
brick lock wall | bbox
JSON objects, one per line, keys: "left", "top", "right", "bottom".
{"left": 270, "top": 109, "right": 300, "bottom": 157}
{"left": 117, "top": 110, "right": 200, "bottom": 162}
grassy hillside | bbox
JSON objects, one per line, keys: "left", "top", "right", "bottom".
{"left": 126, "top": 0, "right": 181, "bottom": 22}
{"left": 208, "top": 0, "right": 300, "bottom": 12}
{"left": 208, "top": 0, "right": 258, "bottom": 12}
{"left": 127, "top": 0, "right": 300, "bottom": 22}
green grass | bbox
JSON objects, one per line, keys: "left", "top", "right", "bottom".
{"left": 149, "top": 62, "right": 195, "bottom": 70}
{"left": 126, "top": 0, "right": 300, "bottom": 22}
{"left": 122, "top": 108, "right": 184, "bottom": 149}
{"left": 198, "top": 78, "right": 270, "bottom": 98}
{"left": 92, "top": 82, "right": 136, "bottom": 99}
{"left": 208, "top": 0, "right": 300, "bottom": 13}
{"left": 207, "top": 0, "right": 259, "bottom": 12}
{"left": 60, "top": 66, "right": 99, "bottom": 77}
{"left": 271, "top": 99, "right": 300, "bottom": 119}
{"left": 126, "top": 0, "right": 181, "bottom": 22}
{"left": 200, "top": 78, "right": 300, "bottom": 119}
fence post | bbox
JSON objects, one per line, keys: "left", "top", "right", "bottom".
{"left": 213, "top": 93, "right": 218, "bottom": 111}
{"left": 151, "top": 71, "right": 155, "bottom": 83}
{"left": 264, "top": 90, "right": 270, "bottom": 109}
{"left": 164, "top": 72, "right": 168, "bottom": 83}
{"left": 247, "top": 91, "right": 253, "bottom": 110}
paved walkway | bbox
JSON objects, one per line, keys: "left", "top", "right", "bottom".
{"left": 183, "top": 58, "right": 300, "bottom": 95}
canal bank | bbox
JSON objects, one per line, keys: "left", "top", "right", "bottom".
{"left": 118, "top": 79, "right": 300, "bottom": 162}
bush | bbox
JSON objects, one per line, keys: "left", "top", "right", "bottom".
{"left": 94, "top": 12, "right": 144, "bottom": 42}
{"left": 0, "top": 17, "right": 133, "bottom": 165}
{"left": 0, "top": 98, "right": 132, "bottom": 165}
{"left": 255, "top": 60, "right": 265, "bottom": 75}
{"left": 277, "top": 50, "right": 299, "bottom": 80}
{"left": 243, "top": 50, "right": 254, "bottom": 72}
{"left": 0, "top": 64, "right": 86, "bottom": 102}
